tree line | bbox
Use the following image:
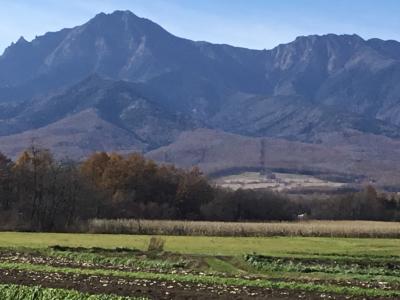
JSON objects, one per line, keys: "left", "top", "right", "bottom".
{"left": 0, "top": 146, "right": 399, "bottom": 231}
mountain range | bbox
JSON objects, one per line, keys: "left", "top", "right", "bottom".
{"left": 1, "top": 10, "right": 400, "bottom": 188}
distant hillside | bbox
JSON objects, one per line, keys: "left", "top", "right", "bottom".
{"left": 147, "top": 129, "right": 400, "bottom": 188}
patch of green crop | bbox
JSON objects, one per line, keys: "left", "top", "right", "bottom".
{"left": 0, "top": 262, "right": 399, "bottom": 298}
{"left": 47, "top": 249, "right": 187, "bottom": 270}
{"left": 244, "top": 253, "right": 400, "bottom": 277}
{"left": 0, "top": 247, "right": 187, "bottom": 271}
{"left": 0, "top": 284, "right": 147, "bottom": 300}
{"left": 284, "top": 251, "right": 400, "bottom": 263}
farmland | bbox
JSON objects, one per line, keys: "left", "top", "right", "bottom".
{"left": 215, "top": 171, "right": 346, "bottom": 192}
{"left": 0, "top": 232, "right": 398, "bottom": 299}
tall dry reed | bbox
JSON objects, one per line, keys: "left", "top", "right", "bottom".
{"left": 86, "top": 219, "right": 400, "bottom": 238}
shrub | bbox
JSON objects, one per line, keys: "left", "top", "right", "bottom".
{"left": 147, "top": 237, "right": 165, "bottom": 252}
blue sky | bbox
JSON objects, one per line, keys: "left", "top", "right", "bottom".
{"left": 1, "top": 0, "right": 400, "bottom": 53}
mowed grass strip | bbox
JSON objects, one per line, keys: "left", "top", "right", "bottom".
{"left": 88, "top": 219, "right": 400, "bottom": 238}
{"left": 0, "top": 232, "right": 399, "bottom": 256}
{"left": 0, "top": 262, "right": 399, "bottom": 298}
{"left": 0, "top": 283, "right": 146, "bottom": 300}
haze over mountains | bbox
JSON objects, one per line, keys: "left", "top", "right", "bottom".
{"left": 1, "top": 10, "right": 400, "bottom": 188}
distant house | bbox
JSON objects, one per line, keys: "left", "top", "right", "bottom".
{"left": 297, "top": 213, "right": 308, "bottom": 221}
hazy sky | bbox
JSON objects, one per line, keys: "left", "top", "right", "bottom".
{"left": 1, "top": 0, "right": 400, "bottom": 54}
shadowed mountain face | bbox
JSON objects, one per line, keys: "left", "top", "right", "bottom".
{"left": 1, "top": 10, "right": 400, "bottom": 187}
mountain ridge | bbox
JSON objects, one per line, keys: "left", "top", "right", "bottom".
{"left": 1, "top": 11, "right": 400, "bottom": 188}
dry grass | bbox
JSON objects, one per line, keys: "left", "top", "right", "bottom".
{"left": 147, "top": 236, "right": 165, "bottom": 252}
{"left": 86, "top": 219, "right": 400, "bottom": 238}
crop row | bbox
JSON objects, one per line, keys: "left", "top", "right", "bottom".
{"left": 1, "top": 261, "right": 400, "bottom": 298}
{"left": 0, "top": 283, "right": 146, "bottom": 300}
{"left": 244, "top": 254, "right": 400, "bottom": 277}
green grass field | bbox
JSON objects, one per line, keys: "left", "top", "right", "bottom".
{"left": 0, "top": 231, "right": 399, "bottom": 256}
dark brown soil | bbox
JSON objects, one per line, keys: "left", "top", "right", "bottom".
{"left": 0, "top": 268, "right": 366, "bottom": 300}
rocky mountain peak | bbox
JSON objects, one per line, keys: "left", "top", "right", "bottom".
{"left": 16, "top": 36, "right": 28, "bottom": 44}
{"left": 83, "top": 9, "right": 170, "bottom": 39}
